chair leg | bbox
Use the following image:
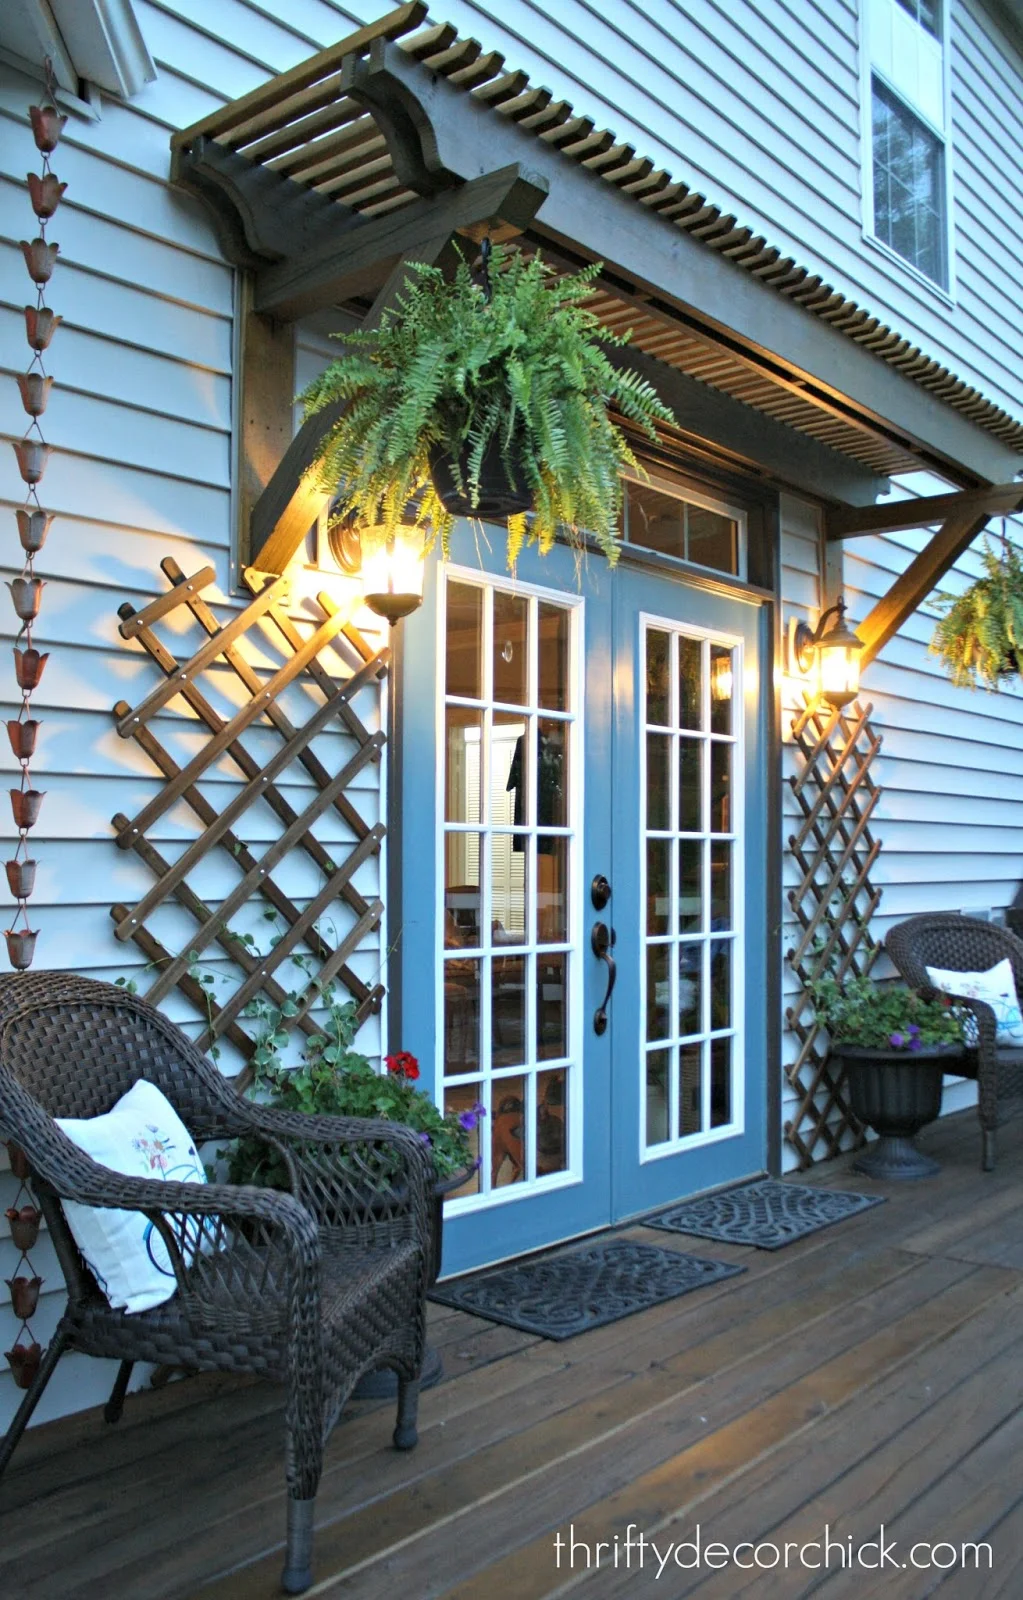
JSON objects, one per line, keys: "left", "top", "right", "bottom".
{"left": 393, "top": 1374, "right": 420, "bottom": 1452}
{"left": 0, "top": 1321, "right": 70, "bottom": 1480}
{"left": 983, "top": 1127, "right": 996, "bottom": 1172}
{"left": 281, "top": 1496, "right": 316, "bottom": 1595}
{"left": 104, "top": 1360, "right": 134, "bottom": 1424}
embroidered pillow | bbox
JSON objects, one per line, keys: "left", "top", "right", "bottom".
{"left": 925, "top": 956, "right": 1023, "bottom": 1048}
{"left": 57, "top": 1079, "right": 217, "bottom": 1315}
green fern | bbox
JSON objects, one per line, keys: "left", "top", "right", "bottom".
{"left": 300, "top": 246, "right": 674, "bottom": 565}
{"left": 930, "top": 537, "right": 1023, "bottom": 690}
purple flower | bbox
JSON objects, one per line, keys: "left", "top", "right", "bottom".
{"left": 908, "top": 1036, "right": 922, "bottom": 1052}
{"left": 908, "top": 1023, "right": 921, "bottom": 1036}
{"left": 459, "top": 1110, "right": 479, "bottom": 1131}
{"left": 472, "top": 1101, "right": 487, "bottom": 1118}
{"left": 418, "top": 1131, "right": 432, "bottom": 1145}
{"left": 889, "top": 1032, "right": 904, "bottom": 1048}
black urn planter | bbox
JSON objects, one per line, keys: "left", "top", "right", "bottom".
{"left": 428, "top": 435, "right": 532, "bottom": 521}
{"left": 352, "top": 1162, "right": 475, "bottom": 1400}
{"left": 838, "top": 1043, "right": 962, "bottom": 1180}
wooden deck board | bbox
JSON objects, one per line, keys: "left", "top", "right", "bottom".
{"left": 1, "top": 1107, "right": 1021, "bottom": 1600}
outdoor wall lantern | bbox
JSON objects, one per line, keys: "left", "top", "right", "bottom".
{"left": 329, "top": 519, "right": 426, "bottom": 625}
{"left": 790, "top": 597, "right": 863, "bottom": 709}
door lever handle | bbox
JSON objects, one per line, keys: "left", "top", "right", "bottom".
{"left": 592, "top": 921, "right": 617, "bottom": 1036}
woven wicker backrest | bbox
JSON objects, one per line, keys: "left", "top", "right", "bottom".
{"left": 886, "top": 914, "right": 1023, "bottom": 993}
{"left": 0, "top": 971, "right": 239, "bottom": 1134}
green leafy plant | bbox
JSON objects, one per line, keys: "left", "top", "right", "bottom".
{"left": 809, "top": 971, "right": 966, "bottom": 1052}
{"left": 227, "top": 960, "right": 479, "bottom": 1187}
{"left": 300, "top": 244, "right": 674, "bottom": 567}
{"left": 930, "top": 537, "right": 1023, "bottom": 690}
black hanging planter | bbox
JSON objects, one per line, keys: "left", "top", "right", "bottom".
{"left": 837, "top": 1043, "right": 963, "bottom": 1180}
{"left": 428, "top": 435, "right": 532, "bottom": 521}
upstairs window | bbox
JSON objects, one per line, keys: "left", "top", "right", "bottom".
{"left": 871, "top": 79, "right": 947, "bottom": 287}
{"left": 893, "top": 0, "right": 940, "bottom": 37}
{"left": 863, "top": 0, "right": 951, "bottom": 291}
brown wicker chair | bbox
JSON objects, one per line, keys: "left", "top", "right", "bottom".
{"left": 886, "top": 915, "right": 1023, "bottom": 1172}
{"left": 0, "top": 972, "right": 433, "bottom": 1593}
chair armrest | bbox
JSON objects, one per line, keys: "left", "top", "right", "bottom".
{"left": 240, "top": 1105, "right": 435, "bottom": 1265}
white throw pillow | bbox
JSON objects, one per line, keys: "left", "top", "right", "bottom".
{"left": 57, "top": 1079, "right": 216, "bottom": 1315}
{"left": 925, "top": 956, "right": 1023, "bottom": 1047}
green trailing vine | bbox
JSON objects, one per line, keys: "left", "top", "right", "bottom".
{"left": 930, "top": 536, "right": 1023, "bottom": 690}
{"left": 300, "top": 244, "right": 674, "bottom": 567}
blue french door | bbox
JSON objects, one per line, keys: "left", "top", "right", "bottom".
{"left": 400, "top": 527, "right": 767, "bottom": 1277}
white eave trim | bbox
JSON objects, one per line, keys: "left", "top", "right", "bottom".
{"left": 5, "top": 0, "right": 156, "bottom": 100}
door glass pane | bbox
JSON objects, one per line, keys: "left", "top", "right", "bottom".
{"left": 492, "top": 955, "right": 527, "bottom": 1067}
{"left": 444, "top": 958, "right": 480, "bottom": 1074}
{"left": 445, "top": 834, "right": 481, "bottom": 948}
{"left": 646, "top": 1048, "right": 670, "bottom": 1145}
{"left": 678, "top": 839, "right": 702, "bottom": 933}
{"left": 444, "top": 1085, "right": 482, "bottom": 1195}
{"left": 537, "top": 719, "right": 568, "bottom": 826}
{"left": 679, "top": 1043, "right": 702, "bottom": 1136}
{"left": 491, "top": 833, "right": 528, "bottom": 945}
{"left": 446, "top": 582, "right": 483, "bottom": 699}
{"left": 646, "top": 944, "right": 670, "bottom": 1040}
{"left": 537, "top": 1068, "right": 567, "bottom": 1174}
{"left": 710, "top": 644, "right": 733, "bottom": 736}
{"left": 445, "top": 707, "right": 481, "bottom": 823}
{"left": 538, "top": 604, "right": 570, "bottom": 711}
{"left": 710, "top": 1037, "right": 732, "bottom": 1127}
{"left": 711, "top": 938, "right": 731, "bottom": 1030}
{"left": 710, "top": 742, "right": 731, "bottom": 834}
{"left": 493, "top": 590, "right": 528, "bottom": 705}
{"left": 536, "top": 952, "right": 567, "bottom": 1060}
{"left": 710, "top": 841, "right": 732, "bottom": 928}
{"left": 492, "top": 1076, "right": 527, "bottom": 1187}
{"left": 678, "top": 636, "right": 702, "bottom": 730}
{"left": 536, "top": 836, "right": 568, "bottom": 944}
{"left": 491, "top": 712, "right": 528, "bottom": 826}
{"left": 646, "top": 629, "right": 671, "bottom": 724}
{"left": 679, "top": 740, "right": 701, "bottom": 833}
{"left": 678, "top": 944, "right": 702, "bottom": 1036}
{"left": 647, "top": 734, "right": 671, "bottom": 829}
{"left": 647, "top": 838, "right": 670, "bottom": 936}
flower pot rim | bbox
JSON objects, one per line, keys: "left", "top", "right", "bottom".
{"left": 833, "top": 1041, "right": 965, "bottom": 1063}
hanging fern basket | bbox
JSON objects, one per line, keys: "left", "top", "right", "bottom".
{"left": 428, "top": 435, "right": 533, "bottom": 521}
{"left": 930, "top": 536, "right": 1023, "bottom": 691}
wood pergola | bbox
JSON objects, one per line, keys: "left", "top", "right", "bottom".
{"left": 169, "top": 2, "right": 1023, "bottom": 664}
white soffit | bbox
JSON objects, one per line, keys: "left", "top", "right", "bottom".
{"left": 1, "top": 0, "right": 155, "bottom": 98}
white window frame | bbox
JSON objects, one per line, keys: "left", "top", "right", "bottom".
{"left": 638, "top": 614, "right": 747, "bottom": 1165}
{"left": 859, "top": 0, "right": 956, "bottom": 301}
{"left": 435, "top": 564, "right": 586, "bottom": 1215}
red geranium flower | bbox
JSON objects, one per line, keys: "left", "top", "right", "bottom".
{"left": 385, "top": 1050, "right": 420, "bottom": 1080}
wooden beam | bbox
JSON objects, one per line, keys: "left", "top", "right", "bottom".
{"left": 235, "top": 277, "right": 296, "bottom": 571}
{"left": 827, "top": 481, "right": 1023, "bottom": 539}
{"left": 857, "top": 510, "right": 994, "bottom": 670}
{"left": 169, "top": 3, "right": 428, "bottom": 150}
{"left": 255, "top": 162, "right": 549, "bottom": 321}
{"left": 345, "top": 39, "right": 1022, "bottom": 486}
{"left": 249, "top": 232, "right": 462, "bottom": 577}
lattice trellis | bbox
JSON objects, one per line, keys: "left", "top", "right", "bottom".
{"left": 110, "top": 558, "right": 388, "bottom": 1085}
{"left": 784, "top": 694, "right": 885, "bottom": 1167}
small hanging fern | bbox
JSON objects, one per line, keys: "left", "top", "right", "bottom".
{"left": 930, "top": 536, "right": 1023, "bottom": 690}
{"left": 300, "top": 245, "right": 674, "bottom": 565}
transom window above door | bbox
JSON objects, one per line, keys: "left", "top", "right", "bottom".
{"left": 620, "top": 477, "right": 745, "bottom": 578}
